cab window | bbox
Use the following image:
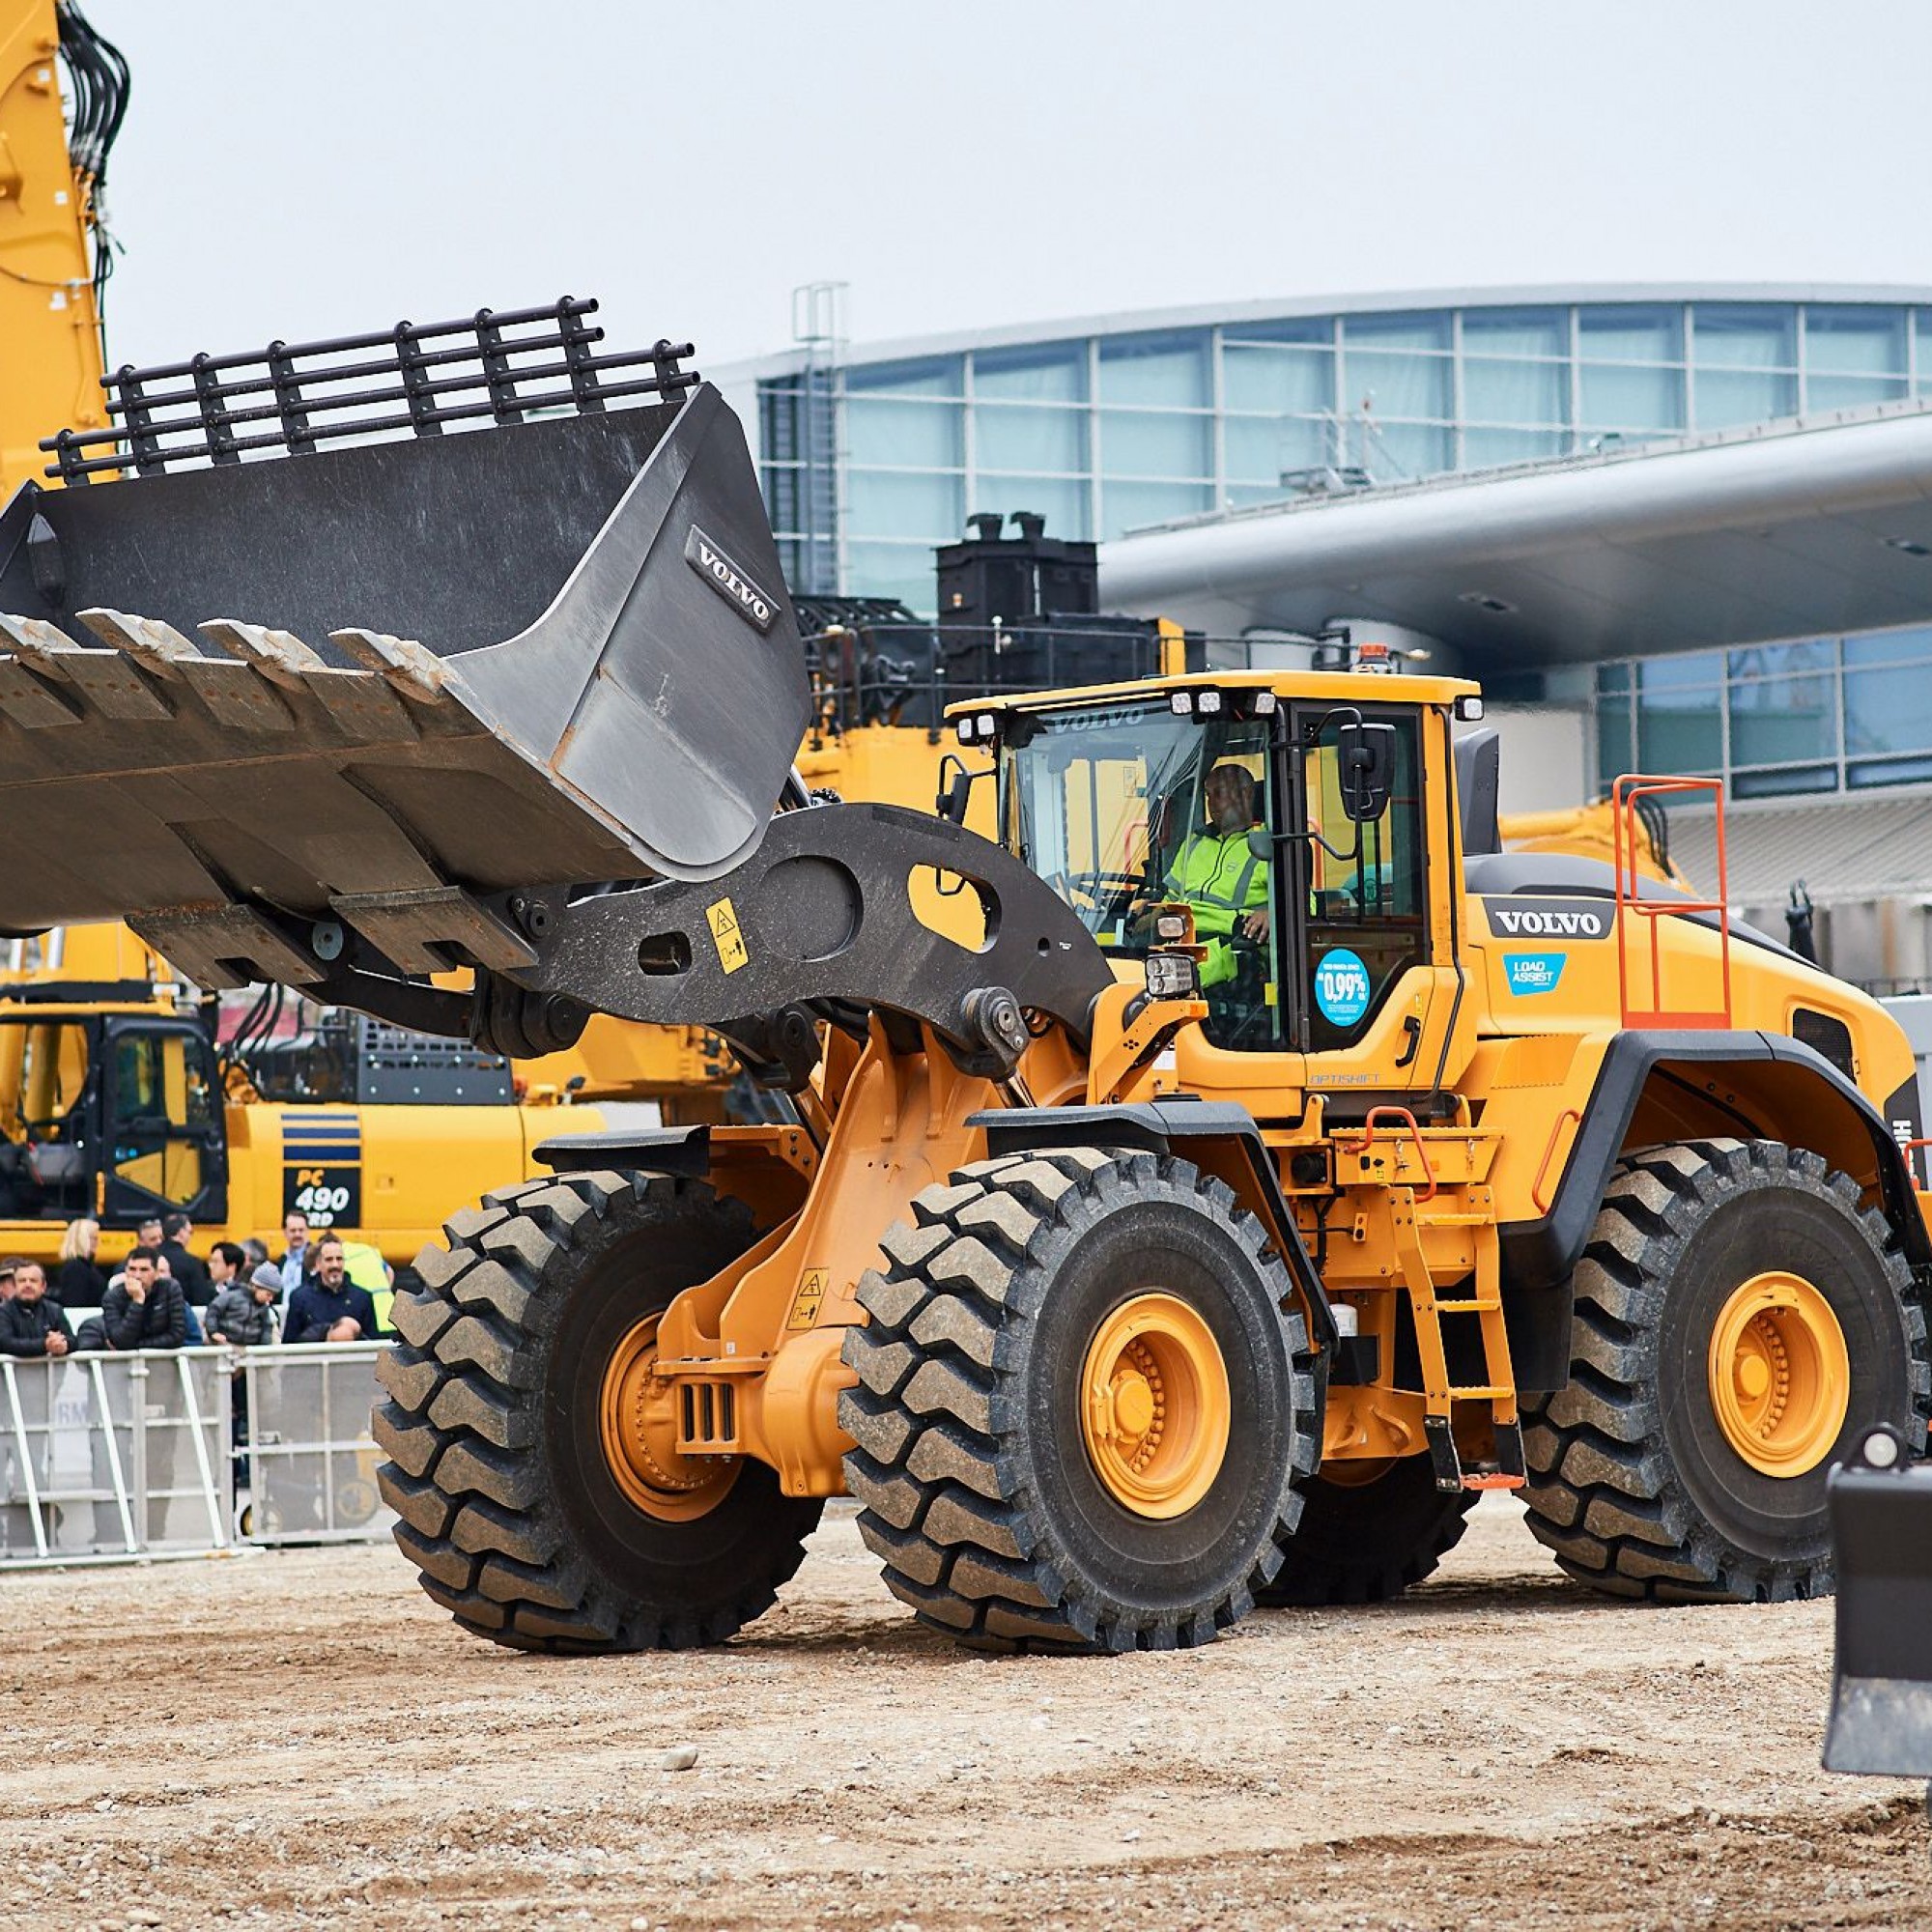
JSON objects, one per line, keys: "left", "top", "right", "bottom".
{"left": 110, "top": 1029, "right": 219, "bottom": 1208}
{"left": 1003, "top": 698, "right": 1288, "bottom": 1051}
{"left": 0, "top": 1019, "right": 93, "bottom": 1219}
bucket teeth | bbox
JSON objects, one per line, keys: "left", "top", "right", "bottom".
{"left": 0, "top": 612, "right": 175, "bottom": 723}
{"left": 198, "top": 618, "right": 330, "bottom": 687}
{"left": 202, "top": 618, "right": 418, "bottom": 742}
{"left": 76, "top": 607, "right": 202, "bottom": 677}
{"left": 329, "top": 627, "right": 450, "bottom": 704}
{"left": 0, "top": 604, "right": 452, "bottom": 743}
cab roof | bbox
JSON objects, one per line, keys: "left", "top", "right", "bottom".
{"left": 946, "top": 666, "right": 1484, "bottom": 720}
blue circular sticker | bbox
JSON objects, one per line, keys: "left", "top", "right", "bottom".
{"left": 1314, "top": 948, "right": 1372, "bottom": 1026}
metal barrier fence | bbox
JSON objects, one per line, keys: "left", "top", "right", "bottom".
{"left": 239, "top": 1344, "right": 390, "bottom": 1545}
{"left": 0, "top": 1342, "right": 390, "bottom": 1568}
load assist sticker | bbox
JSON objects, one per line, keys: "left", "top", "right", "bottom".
{"left": 1313, "top": 948, "right": 1372, "bottom": 1026}
{"left": 1504, "top": 952, "right": 1567, "bottom": 996}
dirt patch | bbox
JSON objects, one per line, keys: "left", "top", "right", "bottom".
{"left": 1, "top": 1498, "right": 1925, "bottom": 1930}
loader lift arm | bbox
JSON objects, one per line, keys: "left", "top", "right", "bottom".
{"left": 499, "top": 800, "right": 1107, "bottom": 1075}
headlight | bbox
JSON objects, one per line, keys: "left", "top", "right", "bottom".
{"left": 1144, "top": 952, "right": 1201, "bottom": 1001}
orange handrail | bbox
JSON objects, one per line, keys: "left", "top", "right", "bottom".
{"left": 1612, "top": 774, "right": 1731, "bottom": 1030}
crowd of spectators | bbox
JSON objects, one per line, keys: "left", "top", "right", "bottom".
{"left": 0, "top": 1208, "right": 389, "bottom": 1362}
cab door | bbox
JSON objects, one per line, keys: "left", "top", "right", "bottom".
{"left": 102, "top": 1019, "right": 229, "bottom": 1224}
{"left": 1285, "top": 702, "right": 1443, "bottom": 1087}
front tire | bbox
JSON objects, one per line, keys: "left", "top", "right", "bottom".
{"left": 1521, "top": 1139, "right": 1930, "bottom": 1603}
{"left": 374, "top": 1171, "right": 822, "bottom": 1652}
{"left": 839, "top": 1149, "right": 1319, "bottom": 1652}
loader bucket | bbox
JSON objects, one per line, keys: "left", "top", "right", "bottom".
{"left": 1823, "top": 1425, "right": 1932, "bottom": 1776}
{"left": 0, "top": 382, "right": 810, "bottom": 980}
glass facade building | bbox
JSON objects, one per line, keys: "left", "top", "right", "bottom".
{"left": 743, "top": 290, "right": 1932, "bottom": 614}
{"left": 1596, "top": 623, "right": 1932, "bottom": 802}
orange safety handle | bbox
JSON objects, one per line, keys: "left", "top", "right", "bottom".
{"left": 1531, "top": 1108, "right": 1583, "bottom": 1215}
{"left": 1341, "top": 1105, "right": 1436, "bottom": 1202}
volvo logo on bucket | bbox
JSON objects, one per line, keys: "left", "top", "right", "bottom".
{"left": 685, "top": 525, "right": 779, "bottom": 634}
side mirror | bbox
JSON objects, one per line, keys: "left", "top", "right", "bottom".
{"left": 1336, "top": 722, "right": 1396, "bottom": 823}
{"left": 1247, "top": 825, "right": 1271, "bottom": 862}
{"left": 934, "top": 752, "right": 980, "bottom": 826}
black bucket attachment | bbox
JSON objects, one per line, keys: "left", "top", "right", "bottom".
{"left": 1824, "top": 1425, "right": 1932, "bottom": 1777}
{"left": 0, "top": 378, "right": 810, "bottom": 985}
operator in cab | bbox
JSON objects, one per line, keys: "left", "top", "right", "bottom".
{"left": 1149, "top": 760, "right": 1270, "bottom": 988}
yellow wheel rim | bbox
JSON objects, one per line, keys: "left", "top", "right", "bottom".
{"left": 598, "top": 1314, "right": 739, "bottom": 1522}
{"left": 1706, "top": 1271, "right": 1851, "bottom": 1477}
{"left": 1079, "top": 1293, "right": 1232, "bottom": 1519}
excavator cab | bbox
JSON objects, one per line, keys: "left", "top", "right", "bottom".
{"left": 0, "top": 1007, "right": 228, "bottom": 1228}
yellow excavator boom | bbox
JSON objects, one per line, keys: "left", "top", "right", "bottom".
{"left": 0, "top": 0, "right": 116, "bottom": 500}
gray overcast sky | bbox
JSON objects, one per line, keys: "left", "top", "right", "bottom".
{"left": 96, "top": 1, "right": 1932, "bottom": 376}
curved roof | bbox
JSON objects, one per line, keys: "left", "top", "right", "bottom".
{"left": 718, "top": 283, "right": 1932, "bottom": 379}
{"left": 1099, "top": 394, "right": 1932, "bottom": 667}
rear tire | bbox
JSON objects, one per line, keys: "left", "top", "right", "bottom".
{"left": 1521, "top": 1138, "right": 1930, "bottom": 1603}
{"left": 374, "top": 1170, "right": 821, "bottom": 1652}
{"left": 1255, "top": 1455, "right": 1477, "bottom": 1606}
{"left": 839, "top": 1149, "right": 1319, "bottom": 1652}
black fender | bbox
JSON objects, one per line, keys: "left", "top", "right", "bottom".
{"left": 971, "top": 1100, "right": 1341, "bottom": 1359}
{"left": 534, "top": 1122, "right": 711, "bottom": 1177}
{"left": 1498, "top": 1031, "right": 1932, "bottom": 1393}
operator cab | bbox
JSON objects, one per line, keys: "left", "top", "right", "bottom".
{"left": 967, "top": 673, "right": 1438, "bottom": 1055}
{"left": 0, "top": 1008, "right": 227, "bottom": 1228}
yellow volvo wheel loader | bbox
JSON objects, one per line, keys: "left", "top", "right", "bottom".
{"left": 3, "top": 327, "right": 1928, "bottom": 1656}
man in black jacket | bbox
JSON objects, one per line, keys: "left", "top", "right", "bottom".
{"left": 100, "top": 1249, "right": 188, "bottom": 1352}
{"left": 0, "top": 1262, "right": 74, "bottom": 1554}
{"left": 285, "top": 1237, "right": 384, "bottom": 1344}
{"left": 158, "top": 1212, "right": 212, "bottom": 1309}
{"left": 95, "top": 1248, "right": 191, "bottom": 1544}
{"left": 0, "top": 1262, "right": 73, "bottom": 1359}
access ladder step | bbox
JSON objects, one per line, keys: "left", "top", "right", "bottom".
{"left": 1425, "top": 1416, "right": 1527, "bottom": 1495}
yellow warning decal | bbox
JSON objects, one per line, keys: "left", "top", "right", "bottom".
{"left": 706, "top": 895, "right": 749, "bottom": 974}
{"left": 786, "top": 1266, "right": 829, "bottom": 1330}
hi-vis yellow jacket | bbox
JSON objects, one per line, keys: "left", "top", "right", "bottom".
{"left": 1162, "top": 831, "right": 1269, "bottom": 987}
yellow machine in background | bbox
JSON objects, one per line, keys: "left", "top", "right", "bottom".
{"left": 1497, "top": 794, "right": 1690, "bottom": 888}
{"left": 0, "top": 923, "right": 608, "bottom": 1276}
{"left": 0, "top": 0, "right": 117, "bottom": 498}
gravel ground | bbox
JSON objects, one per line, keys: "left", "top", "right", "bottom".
{"left": 0, "top": 1497, "right": 1926, "bottom": 1931}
